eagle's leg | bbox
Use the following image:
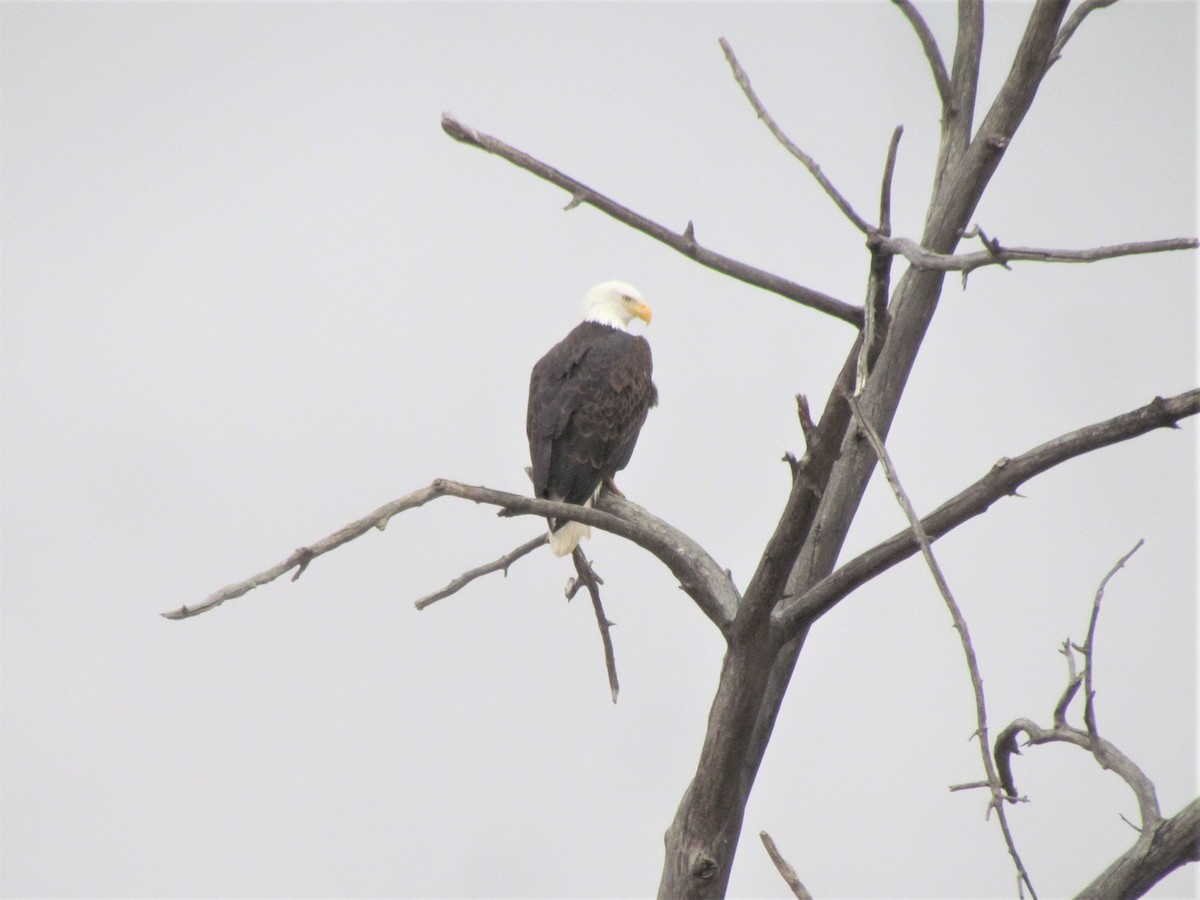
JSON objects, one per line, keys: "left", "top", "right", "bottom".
{"left": 601, "top": 475, "right": 626, "bottom": 498}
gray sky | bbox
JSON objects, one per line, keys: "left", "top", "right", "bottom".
{"left": 1, "top": 2, "right": 1196, "bottom": 897}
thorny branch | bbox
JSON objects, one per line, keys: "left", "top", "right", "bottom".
{"left": 569, "top": 548, "right": 620, "bottom": 704}
{"left": 440, "top": 112, "right": 862, "bottom": 326}
{"left": 847, "top": 396, "right": 1036, "bottom": 899}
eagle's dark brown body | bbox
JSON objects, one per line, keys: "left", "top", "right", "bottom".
{"left": 527, "top": 321, "right": 656, "bottom": 549}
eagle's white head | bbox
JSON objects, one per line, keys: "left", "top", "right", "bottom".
{"left": 582, "top": 281, "right": 653, "bottom": 331}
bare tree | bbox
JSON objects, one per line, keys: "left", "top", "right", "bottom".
{"left": 165, "top": 1, "right": 1197, "bottom": 896}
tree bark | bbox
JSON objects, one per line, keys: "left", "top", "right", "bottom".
{"left": 1076, "top": 797, "right": 1200, "bottom": 899}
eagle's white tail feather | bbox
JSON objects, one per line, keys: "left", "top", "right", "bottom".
{"left": 548, "top": 492, "right": 597, "bottom": 557}
{"left": 548, "top": 520, "right": 591, "bottom": 556}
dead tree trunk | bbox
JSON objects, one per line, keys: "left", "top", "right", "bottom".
{"left": 657, "top": 3, "right": 1076, "bottom": 895}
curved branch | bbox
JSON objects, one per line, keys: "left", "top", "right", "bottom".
{"left": 848, "top": 397, "right": 1036, "bottom": 897}
{"left": 1050, "top": 0, "right": 1119, "bottom": 66}
{"left": 775, "top": 389, "right": 1200, "bottom": 634}
{"left": 891, "top": 0, "right": 951, "bottom": 106}
{"left": 441, "top": 113, "right": 862, "bottom": 327}
{"left": 719, "top": 37, "right": 874, "bottom": 235}
{"left": 1077, "top": 797, "right": 1200, "bottom": 899}
{"left": 995, "top": 718, "right": 1162, "bottom": 826}
{"left": 166, "top": 479, "right": 741, "bottom": 633}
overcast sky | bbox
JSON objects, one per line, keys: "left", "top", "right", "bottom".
{"left": 2, "top": 2, "right": 1196, "bottom": 898}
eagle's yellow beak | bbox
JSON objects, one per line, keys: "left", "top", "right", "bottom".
{"left": 627, "top": 299, "right": 653, "bottom": 325}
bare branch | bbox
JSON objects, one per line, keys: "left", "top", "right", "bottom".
{"left": 878, "top": 234, "right": 1198, "bottom": 276}
{"left": 847, "top": 396, "right": 1036, "bottom": 898}
{"left": 162, "top": 482, "right": 448, "bottom": 620}
{"left": 1081, "top": 540, "right": 1145, "bottom": 761}
{"left": 795, "top": 394, "right": 817, "bottom": 450}
{"left": 777, "top": 389, "right": 1200, "bottom": 633}
{"left": 1050, "top": 0, "right": 1119, "bottom": 65}
{"left": 891, "top": 0, "right": 951, "bottom": 106}
{"left": 441, "top": 112, "right": 862, "bottom": 326}
{"left": 167, "top": 478, "right": 741, "bottom": 633}
{"left": 415, "top": 533, "right": 547, "bottom": 610}
{"left": 996, "top": 542, "right": 1167, "bottom": 850}
{"left": 878, "top": 125, "right": 904, "bottom": 235}
{"left": 570, "top": 548, "right": 620, "bottom": 704}
{"left": 720, "top": 37, "right": 874, "bottom": 236}
{"left": 759, "top": 831, "right": 814, "bottom": 900}
{"left": 930, "top": 0, "right": 983, "bottom": 194}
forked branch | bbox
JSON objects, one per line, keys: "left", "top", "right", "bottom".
{"left": 992, "top": 541, "right": 1199, "bottom": 897}
{"left": 776, "top": 389, "right": 1200, "bottom": 634}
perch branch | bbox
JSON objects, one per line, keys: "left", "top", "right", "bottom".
{"left": 759, "top": 832, "right": 814, "bottom": 900}
{"left": 777, "top": 389, "right": 1200, "bottom": 633}
{"left": 847, "top": 396, "right": 1036, "bottom": 898}
{"left": 570, "top": 548, "right": 620, "bottom": 704}
{"left": 167, "top": 479, "right": 741, "bottom": 633}
{"left": 441, "top": 113, "right": 862, "bottom": 326}
{"left": 720, "top": 37, "right": 874, "bottom": 236}
{"left": 415, "top": 533, "right": 547, "bottom": 610}
{"left": 891, "top": 0, "right": 951, "bottom": 105}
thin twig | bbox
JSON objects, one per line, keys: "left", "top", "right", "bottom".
{"left": 1081, "top": 541, "right": 1146, "bottom": 783}
{"left": 857, "top": 127, "right": 903, "bottom": 395}
{"left": 163, "top": 482, "right": 448, "bottom": 619}
{"left": 878, "top": 125, "right": 904, "bottom": 235}
{"left": 847, "top": 395, "right": 1037, "bottom": 899}
{"left": 441, "top": 113, "right": 862, "bottom": 326}
{"left": 1051, "top": 0, "right": 1119, "bottom": 64}
{"left": 795, "top": 394, "right": 817, "bottom": 450}
{"left": 571, "top": 548, "right": 619, "bottom": 703}
{"left": 415, "top": 533, "right": 548, "bottom": 610}
{"left": 759, "top": 832, "right": 814, "bottom": 900}
{"left": 891, "top": 0, "right": 952, "bottom": 105}
{"left": 719, "top": 37, "right": 874, "bottom": 236}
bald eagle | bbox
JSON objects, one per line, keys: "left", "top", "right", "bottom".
{"left": 527, "top": 281, "right": 657, "bottom": 556}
